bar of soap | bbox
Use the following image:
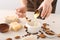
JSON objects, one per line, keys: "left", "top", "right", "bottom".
{"left": 10, "top": 22, "right": 22, "bottom": 31}
{"left": 5, "top": 16, "right": 20, "bottom": 23}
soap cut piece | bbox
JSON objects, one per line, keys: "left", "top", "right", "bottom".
{"left": 10, "top": 22, "right": 22, "bottom": 31}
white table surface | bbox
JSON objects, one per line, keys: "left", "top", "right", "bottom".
{"left": 0, "top": 10, "right": 60, "bottom": 40}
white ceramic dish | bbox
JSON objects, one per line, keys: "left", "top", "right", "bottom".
{"left": 26, "top": 20, "right": 42, "bottom": 33}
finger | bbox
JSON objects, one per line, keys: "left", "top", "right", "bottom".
{"left": 46, "top": 5, "right": 52, "bottom": 18}
{"left": 16, "top": 10, "right": 20, "bottom": 15}
{"left": 38, "top": 6, "right": 42, "bottom": 10}
{"left": 16, "top": 9, "right": 25, "bottom": 14}
{"left": 18, "top": 13, "right": 25, "bottom": 18}
{"left": 16, "top": 8, "right": 21, "bottom": 12}
{"left": 16, "top": 8, "right": 24, "bottom": 13}
{"left": 41, "top": 6, "right": 47, "bottom": 18}
{"left": 16, "top": 12, "right": 22, "bottom": 18}
{"left": 43, "top": 6, "right": 49, "bottom": 18}
{"left": 16, "top": 11, "right": 26, "bottom": 18}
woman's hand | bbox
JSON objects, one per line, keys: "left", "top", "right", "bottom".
{"left": 38, "top": 1, "right": 52, "bottom": 18}
{"left": 16, "top": 6, "right": 27, "bottom": 18}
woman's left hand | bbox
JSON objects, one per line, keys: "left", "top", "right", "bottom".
{"left": 38, "top": 1, "right": 52, "bottom": 18}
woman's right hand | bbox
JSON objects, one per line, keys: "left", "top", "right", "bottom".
{"left": 16, "top": 6, "right": 27, "bottom": 18}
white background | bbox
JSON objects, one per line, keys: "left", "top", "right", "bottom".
{"left": 0, "top": 0, "right": 59, "bottom": 13}
{"left": 0, "top": 0, "right": 20, "bottom": 10}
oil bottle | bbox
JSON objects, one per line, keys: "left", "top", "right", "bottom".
{"left": 34, "top": 8, "right": 46, "bottom": 20}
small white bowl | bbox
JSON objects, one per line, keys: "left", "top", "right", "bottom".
{"left": 26, "top": 20, "right": 42, "bottom": 33}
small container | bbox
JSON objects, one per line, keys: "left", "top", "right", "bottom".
{"left": 34, "top": 8, "right": 46, "bottom": 20}
{"left": 26, "top": 20, "right": 42, "bottom": 33}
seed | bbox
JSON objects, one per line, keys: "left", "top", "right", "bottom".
{"left": 6, "top": 38, "right": 12, "bottom": 40}
{"left": 38, "top": 34, "right": 46, "bottom": 38}
{"left": 25, "top": 17, "right": 28, "bottom": 19}
{"left": 15, "top": 36, "right": 20, "bottom": 39}
{"left": 24, "top": 25, "right": 27, "bottom": 29}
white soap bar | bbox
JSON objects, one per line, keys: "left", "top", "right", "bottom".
{"left": 5, "top": 16, "right": 19, "bottom": 23}
{"left": 10, "top": 22, "right": 22, "bottom": 31}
